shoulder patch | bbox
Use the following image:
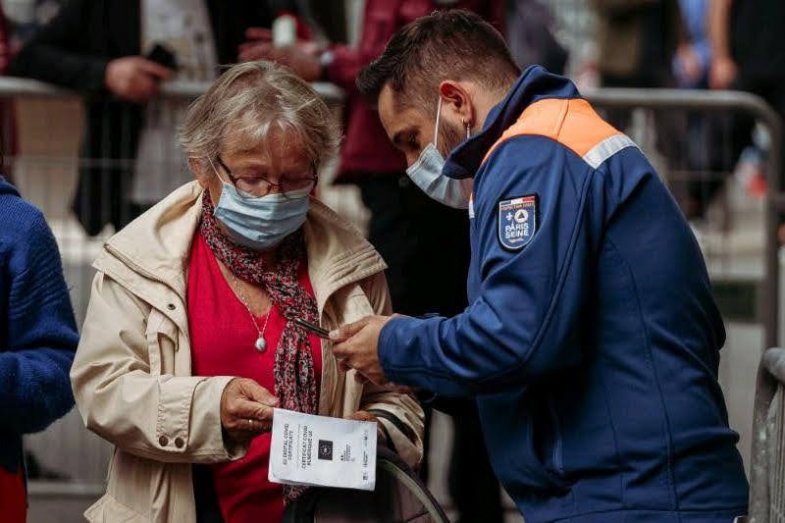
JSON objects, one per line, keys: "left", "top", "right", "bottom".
{"left": 498, "top": 195, "right": 537, "bottom": 251}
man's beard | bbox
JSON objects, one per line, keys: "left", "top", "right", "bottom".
{"left": 437, "top": 118, "right": 466, "bottom": 158}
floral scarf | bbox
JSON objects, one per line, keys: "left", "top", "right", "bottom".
{"left": 200, "top": 192, "right": 318, "bottom": 500}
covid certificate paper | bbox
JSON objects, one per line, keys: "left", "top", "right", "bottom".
{"left": 268, "top": 408, "right": 377, "bottom": 491}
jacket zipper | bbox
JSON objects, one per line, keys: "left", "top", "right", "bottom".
{"left": 548, "top": 396, "right": 564, "bottom": 475}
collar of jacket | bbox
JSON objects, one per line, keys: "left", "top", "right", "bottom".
{"left": 442, "top": 65, "right": 582, "bottom": 180}
{"left": 0, "top": 176, "right": 20, "bottom": 197}
{"left": 94, "top": 182, "right": 386, "bottom": 332}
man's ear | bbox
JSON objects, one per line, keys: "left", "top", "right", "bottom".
{"left": 438, "top": 80, "right": 475, "bottom": 128}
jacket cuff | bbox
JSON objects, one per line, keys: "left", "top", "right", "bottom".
{"left": 379, "top": 316, "right": 421, "bottom": 384}
{"left": 156, "top": 375, "right": 246, "bottom": 461}
{"left": 84, "top": 58, "right": 110, "bottom": 93}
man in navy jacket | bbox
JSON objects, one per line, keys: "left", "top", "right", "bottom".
{"left": 332, "top": 10, "right": 749, "bottom": 522}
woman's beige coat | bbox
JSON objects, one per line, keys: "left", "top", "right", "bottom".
{"left": 70, "top": 182, "right": 424, "bottom": 522}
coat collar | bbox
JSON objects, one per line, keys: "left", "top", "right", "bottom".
{"left": 96, "top": 182, "right": 386, "bottom": 314}
{"left": 443, "top": 65, "right": 581, "bottom": 180}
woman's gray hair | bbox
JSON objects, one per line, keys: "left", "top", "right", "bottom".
{"left": 180, "top": 61, "right": 340, "bottom": 172}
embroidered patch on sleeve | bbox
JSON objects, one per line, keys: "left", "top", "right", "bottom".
{"left": 498, "top": 195, "right": 537, "bottom": 251}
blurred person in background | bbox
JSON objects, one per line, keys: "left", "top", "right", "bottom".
{"left": 1, "top": 0, "right": 63, "bottom": 55}
{"left": 0, "top": 173, "right": 78, "bottom": 523}
{"left": 591, "top": 0, "right": 685, "bottom": 169}
{"left": 240, "top": 2, "right": 506, "bottom": 521}
{"left": 673, "top": 0, "right": 710, "bottom": 90}
{"left": 0, "top": 4, "right": 16, "bottom": 184}
{"left": 710, "top": 0, "right": 785, "bottom": 219}
{"left": 670, "top": 0, "right": 722, "bottom": 219}
{"left": 710, "top": 0, "right": 785, "bottom": 113}
{"left": 70, "top": 61, "right": 423, "bottom": 523}
{"left": 506, "top": 0, "right": 569, "bottom": 76}
{"left": 9, "top": 0, "right": 301, "bottom": 236}
{"left": 592, "top": 0, "right": 682, "bottom": 92}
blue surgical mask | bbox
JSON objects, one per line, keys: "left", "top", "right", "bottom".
{"left": 406, "top": 97, "right": 471, "bottom": 209}
{"left": 213, "top": 175, "right": 310, "bottom": 251}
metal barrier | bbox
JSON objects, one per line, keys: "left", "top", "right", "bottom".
{"left": 1, "top": 76, "right": 784, "bottom": 519}
{"left": 751, "top": 348, "right": 785, "bottom": 522}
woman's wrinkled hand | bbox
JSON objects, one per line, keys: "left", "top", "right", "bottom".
{"left": 221, "top": 378, "right": 279, "bottom": 443}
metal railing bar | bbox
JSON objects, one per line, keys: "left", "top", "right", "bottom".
{"left": 27, "top": 481, "right": 105, "bottom": 497}
{"left": 0, "top": 77, "right": 345, "bottom": 103}
{"left": 764, "top": 348, "right": 785, "bottom": 385}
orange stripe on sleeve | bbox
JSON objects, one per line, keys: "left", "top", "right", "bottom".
{"left": 482, "top": 98, "right": 621, "bottom": 165}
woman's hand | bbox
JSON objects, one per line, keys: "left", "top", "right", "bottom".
{"left": 221, "top": 378, "right": 279, "bottom": 443}
{"left": 349, "top": 411, "right": 388, "bottom": 446}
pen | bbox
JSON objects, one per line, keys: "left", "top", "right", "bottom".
{"left": 293, "top": 317, "right": 331, "bottom": 339}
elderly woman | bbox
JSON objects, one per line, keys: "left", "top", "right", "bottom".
{"left": 70, "top": 61, "right": 423, "bottom": 523}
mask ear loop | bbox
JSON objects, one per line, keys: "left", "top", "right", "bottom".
{"left": 433, "top": 97, "right": 443, "bottom": 150}
{"left": 207, "top": 157, "right": 228, "bottom": 185}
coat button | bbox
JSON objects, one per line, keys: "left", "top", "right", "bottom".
{"left": 174, "top": 437, "right": 184, "bottom": 449}
{"left": 167, "top": 303, "right": 176, "bottom": 310}
{"left": 159, "top": 435, "right": 169, "bottom": 447}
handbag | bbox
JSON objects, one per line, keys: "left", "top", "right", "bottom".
{"left": 282, "top": 446, "right": 448, "bottom": 523}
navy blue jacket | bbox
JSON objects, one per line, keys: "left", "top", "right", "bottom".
{"left": 0, "top": 177, "right": 78, "bottom": 474}
{"left": 378, "top": 67, "right": 748, "bottom": 522}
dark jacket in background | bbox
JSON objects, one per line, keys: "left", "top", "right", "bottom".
{"left": 0, "top": 176, "right": 78, "bottom": 475}
{"left": 506, "top": 0, "right": 568, "bottom": 75}
{"left": 9, "top": 0, "right": 279, "bottom": 235}
{"left": 592, "top": 0, "right": 682, "bottom": 81}
{"left": 730, "top": 0, "right": 785, "bottom": 82}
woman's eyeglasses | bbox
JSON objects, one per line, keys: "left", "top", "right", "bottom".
{"left": 215, "top": 156, "right": 317, "bottom": 198}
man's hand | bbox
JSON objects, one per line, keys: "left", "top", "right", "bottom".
{"left": 105, "top": 56, "right": 172, "bottom": 103}
{"left": 330, "top": 316, "right": 392, "bottom": 385}
{"left": 220, "top": 378, "right": 279, "bottom": 444}
{"left": 238, "top": 32, "right": 322, "bottom": 82}
{"left": 710, "top": 55, "right": 738, "bottom": 90}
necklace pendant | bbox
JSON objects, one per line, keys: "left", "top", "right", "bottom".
{"left": 255, "top": 337, "right": 267, "bottom": 352}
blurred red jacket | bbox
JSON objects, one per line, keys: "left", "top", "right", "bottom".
{"left": 0, "top": 7, "right": 8, "bottom": 74}
{"left": 325, "top": 0, "right": 504, "bottom": 182}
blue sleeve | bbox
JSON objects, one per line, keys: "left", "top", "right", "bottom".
{"left": 0, "top": 208, "right": 78, "bottom": 434}
{"left": 378, "top": 137, "right": 604, "bottom": 396}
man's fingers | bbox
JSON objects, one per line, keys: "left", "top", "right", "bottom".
{"left": 348, "top": 411, "right": 377, "bottom": 422}
{"left": 390, "top": 383, "right": 414, "bottom": 394}
{"left": 329, "top": 317, "right": 373, "bottom": 342}
{"left": 238, "top": 43, "right": 273, "bottom": 62}
{"left": 138, "top": 59, "right": 173, "bottom": 80}
{"left": 245, "top": 27, "right": 273, "bottom": 42}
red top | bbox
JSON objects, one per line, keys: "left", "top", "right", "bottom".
{"left": 187, "top": 231, "right": 323, "bottom": 523}
{"left": 0, "top": 466, "right": 25, "bottom": 523}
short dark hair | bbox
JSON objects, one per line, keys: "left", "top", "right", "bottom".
{"left": 357, "top": 10, "right": 519, "bottom": 110}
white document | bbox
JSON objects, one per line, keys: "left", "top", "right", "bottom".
{"left": 268, "top": 408, "right": 377, "bottom": 491}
